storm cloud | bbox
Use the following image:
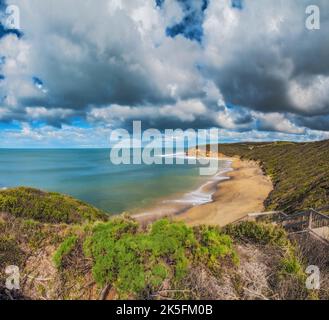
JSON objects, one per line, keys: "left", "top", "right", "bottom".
{"left": 0, "top": 0, "right": 329, "bottom": 146}
{"left": 203, "top": 0, "right": 329, "bottom": 117}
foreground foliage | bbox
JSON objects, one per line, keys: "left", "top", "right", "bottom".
{"left": 82, "top": 218, "right": 238, "bottom": 298}
{"left": 224, "top": 221, "right": 289, "bottom": 247}
{"left": 0, "top": 208, "right": 320, "bottom": 300}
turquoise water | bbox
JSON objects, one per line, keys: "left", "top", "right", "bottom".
{"left": 0, "top": 149, "right": 226, "bottom": 214}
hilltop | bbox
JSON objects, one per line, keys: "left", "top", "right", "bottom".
{"left": 0, "top": 203, "right": 314, "bottom": 300}
{"left": 0, "top": 186, "right": 327, "bottom": 300}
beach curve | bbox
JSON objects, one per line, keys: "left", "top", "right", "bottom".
{"left": 175, "top": 157, "right": 273, "bottom": 227}
{"left": 133, "top": 155, "right": 273, "bottom": 227}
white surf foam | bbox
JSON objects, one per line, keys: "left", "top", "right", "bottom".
{"left": 159, "top": 153, "right": 223, "bottom": 161}
{"left": 164, "top": 162, "right": 233, "bottom": 206}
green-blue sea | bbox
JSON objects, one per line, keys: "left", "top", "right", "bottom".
{"left": 0, "top": 149, "right": 229, "bottom": 214}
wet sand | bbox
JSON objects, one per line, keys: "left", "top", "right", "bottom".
{"left": 133, "top": 157, "right": 273, "bottom": 227}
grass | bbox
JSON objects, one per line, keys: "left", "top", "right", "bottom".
{"left": 82, "top": 218, "right": 237, "bottom": 298}
{"left": 0, "top": 187, "right": 108, "bottom": 224}
{"left": 224, "top": 222, "right": 302, "bottom": 271}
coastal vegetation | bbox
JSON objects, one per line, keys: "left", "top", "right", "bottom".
{"left": 218, "top": 140, "right": 329, "bottom": 213}
{"left": 53, "top": 235, "right": 79, "bottom": 269}
{"left": 0, "top": 194, "right": 312, "bottom": 300}
{"left": 0, "top": 187, "right": 107, "bottom": 224}
{"left": 224, "top": 221, "right": 308, "bottom": 299}
{"left": 82, "top": 218, "right": 238, "bottom": 299}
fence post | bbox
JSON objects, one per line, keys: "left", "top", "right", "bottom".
{"left": 309, "top": 210, "right": 313, "bottom": 230}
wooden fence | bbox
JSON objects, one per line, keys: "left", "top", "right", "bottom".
{"left": 237, "top": 207, "right": 329, "bottom": 244}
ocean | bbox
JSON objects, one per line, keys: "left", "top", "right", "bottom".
{"left": 0, "top": 149, "right": 230, "bottom": 215}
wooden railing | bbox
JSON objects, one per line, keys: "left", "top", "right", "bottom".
{"left": 237, "top": 208, "right": 329, "bottom": 244}
{"left": 309, "top": 209, "right": 329, "bottom": 230}
{"left": 281, "top": 211, "right": 309, "bottom": 233}
{"left": 280, "top": 209, "right": 329, "bottom": 234}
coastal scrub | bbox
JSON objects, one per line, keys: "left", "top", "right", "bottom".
{"left": 83, "top": 218, "right": 237, "bottom": 298}
{"left": 53, "top": 235, "right": 79, "bottom": 269}
{"left": 0, "top": 187, "right": 107, "bottom": 224}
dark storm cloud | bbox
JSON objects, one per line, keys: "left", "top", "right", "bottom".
{"left": 209, "top": 54, "right": 292, "bottom": 113}
{"left": 1, "top": 0, "right": 203, "bottom": 114}
{"left": 204, "top": 0, "right": 329, "bottom": 118}
{"left": 1, "top": 0, "right": 329, "bottom": 136}
{"left": 292, "top": 114, "right": 329, "bottom": 131}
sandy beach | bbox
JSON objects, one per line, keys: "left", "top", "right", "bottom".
{"left": 175, "top": 158, "right": 273, "bottom": 227}
{"left": 134, "top": 156, "right": 273, "bottom": 227}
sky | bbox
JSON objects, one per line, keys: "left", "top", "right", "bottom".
{"left": 0, "top": 0, "right": 329, "bottom": 148}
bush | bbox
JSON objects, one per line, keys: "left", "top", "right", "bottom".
{"left": 224, "top": 222, "right": 309, "bottom": 299}
{"left": 0, "top": 187, "right": 107, "bottom": 224}
{"left": 53, "top": 235, "right": 78, "bottom": 269}
{"left": 274, "top": 245, "right": 309, "bottom": 300}
{"left": 224, "top": 221, "right": 289, "bottom": 247}
{"left": 83, "top": 219, "right": 237, "bottom": 298}
{"left": 280, "top": 253, "right": 303, "bottom": 276}
{"left": 194, "top": 225, "right": 239, "bottom": 270}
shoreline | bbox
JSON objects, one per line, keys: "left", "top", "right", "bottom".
{"left": 133, "top": 156, "right": 273, "bottom": 227}
{"left": 132, "top": 158, "right": 232, "bottom": 225}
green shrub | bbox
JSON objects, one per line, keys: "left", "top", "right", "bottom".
{"left": 0, "top": 187, "right": 107, "bottom": 224}
{"left": 84, "top": 219, "right": 237, "bottom": 298}
{"left": 224, "top": 221, "right": 289, "bottom": 247}
{"left": 280, "top": 254, "right": 303, "bottom": 276}
{"left": 279, "top": 244, "right": 305, "bottom": 278}
{"left": 275, "top": 245, "right": 308, "bottom": 299}
{"left": 194, "top": 225, "right": 239, "bottom": 269}
{"left": 53, "top": 235, "right": 78, "bottom": 269}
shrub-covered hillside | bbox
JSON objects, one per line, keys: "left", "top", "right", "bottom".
{"left": 218, "top": 140, "right": 329, "bottom": 213}
{"left": 1, "top": 206, "right": 316, "bottom": 300}
{"left": 0, "top": 187, "right": 107, "bottom": 224}
{"left": 0, "top": 181, "right": 325, "bottom": 300}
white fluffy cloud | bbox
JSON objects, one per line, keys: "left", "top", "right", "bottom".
{"left": 253, "top": 112, "right": 306, "bottom": 134}
{"left": 1, "top": 0, "right": 329, "bottom": 146}
{"left": 288, "top": 75, "right": 329, "bottom": 114}
{"left": 1, "top": 0, "right": 203, "bottom": 109}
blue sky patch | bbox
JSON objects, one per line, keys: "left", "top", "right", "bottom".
{"left": 232, "top": 0, "right": 243, "bottom": 10}
{"left": 33, "top": 76, "right": 44, "bottom": 87}
{"left": 158, "top": 0, "right": 209, "bottom": 42}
